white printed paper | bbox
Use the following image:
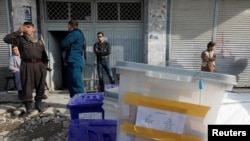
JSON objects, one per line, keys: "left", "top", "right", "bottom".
{"left": 135, "top": 106, "right": 186, "bottom": 134}
{"left": 79, "top": 112, "right": 102, "bottom": 119}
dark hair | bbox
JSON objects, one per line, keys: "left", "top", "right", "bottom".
{"left": 68, "top": 19, "right": 78, "bottom": 28}
{"left": 207, "top": 41, "right": 216, "bottom": 49}
{"left": 11, "top": 45, "right": 18, "bottom": 48}
{"left": 97, "top": 32, "right": 104, "bottom": 36}
{"left": 23, "top": 22, "right": 34, "bottom": 27}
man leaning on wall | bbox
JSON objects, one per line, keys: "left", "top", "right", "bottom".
{"left": 9, "top": 45, "right": 22, "bottom": 100}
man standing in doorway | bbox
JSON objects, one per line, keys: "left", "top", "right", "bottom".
{"left": 94, "top": 32, "right": 115, "bottom": 92}
{"left": 3, "top": 22, "right": 49, "bottom": 113}
{"left": 61, "top": 19, "right": 86, "bottom": 98}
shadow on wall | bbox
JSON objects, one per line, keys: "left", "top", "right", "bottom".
{"left": 168, "top": 56, "right": 248, "bottom": 84}
{"left": 215, "top": 54, "right": 248, "bottom": 82}
{"left": 172, "top": 1, "right": 249, "bottom": 40}
{"left": 168, "top": 60, "right": 184, "bottom": 69}
{"left": 230, "top": 58, "right": 248, "bottom": 82}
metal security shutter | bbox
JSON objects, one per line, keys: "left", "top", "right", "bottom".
{"left": 215, "top": 0, "right": 250, "bottom": 87}
{"left": 170, "top": 0, "right": 215, "bottom": 70}
{"left": 43, "top": 0, "right": 143, "bottom": 90}
{"left": 0, "top": 0, "right": 11, "bottom": 91}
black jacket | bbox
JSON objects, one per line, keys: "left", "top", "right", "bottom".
{"left": 3, "top": 31, "right": 49, "bottom": 64}
{"left": 93, "top": 41, "right": 111, "bottom": 63}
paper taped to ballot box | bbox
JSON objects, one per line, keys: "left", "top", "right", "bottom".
{"left": 136, "top": 106, "right": 187, "bottom": 134}
{"left": 119, "top": 92, "right": 211, "bottom": 141}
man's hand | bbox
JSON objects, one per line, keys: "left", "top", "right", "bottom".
{"left": 18, "top": 26, "right": 25, "bottom": 33}
{"left": 47, "top": 67, "right": 52, "bottom": 72}
{"left": 12, "top": 67, "right": 20, "bottom": 72}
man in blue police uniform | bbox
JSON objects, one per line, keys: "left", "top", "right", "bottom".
{"left": 61, "top": 19, "right": 86, "bottom": 98}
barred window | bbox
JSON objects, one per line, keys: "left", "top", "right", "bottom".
{"left": 45, "top": 1, "right": 142, "bottom": 22}
{"left": 97, "top": 2, "right": 142, "bottom": 22}
{"left": 120, "top": 2, "right": 142, "bottom": 21}
{"left": 46, "top": 2, "right": 68, "bottom": 20}
{"left": 98, "top": 2, "right": 118, "bottom": 21}
{"left": 46, "top": 1, "right": 91, "bottom": 21}
{"left": 70, "top": 2, "right": 91, "bottom": 21}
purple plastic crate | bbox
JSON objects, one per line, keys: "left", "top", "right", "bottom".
{"left": 67, "top": 93, "right": 105, "bottom": 120}
{"left": 68, "top": 119, "right": 117, "bottom": 141}
{"left": 105, "top": 84, "right": 119, "bottom": 90}
{"left": 67, "top": 93, "right": 104, "bottom": 107}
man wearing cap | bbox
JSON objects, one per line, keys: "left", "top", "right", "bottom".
{"left": 3, "top": 22, "right": 49, "bottom": 113}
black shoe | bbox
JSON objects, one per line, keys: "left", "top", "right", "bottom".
{"left": 23, "top": 101, "right": 32, "bottom": 114}
{"left": 35, "top": 100, "right": 42, "bottom": 112}
{"left": 18, "top": 90, "right": 23, "bottom": 100}
{"left": 41, "top": 95, "right": 48, "bottom": 99}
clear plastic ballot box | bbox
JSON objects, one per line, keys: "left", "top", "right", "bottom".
{"left": 114, "top": 61, "right": 237, "bottom": 141}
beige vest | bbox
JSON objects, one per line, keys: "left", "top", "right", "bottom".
{"left": 201, "top": 50, "right": 215, "bottom": 67}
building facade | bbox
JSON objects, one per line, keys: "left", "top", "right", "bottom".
{"left": 0, "top": 0, "right": 250, "bottom": 91}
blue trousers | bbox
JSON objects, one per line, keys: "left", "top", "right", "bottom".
{"left": 14, "top": 71, "right": 22, "bottom": 91}
{"left": 67, "top": 63, "right": 84, "bottom": 98}
{"left": 97, "top": 62, "right": 115, "bottom": 91}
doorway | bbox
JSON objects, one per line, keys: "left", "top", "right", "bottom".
{"left": 48, "top": 31, "right": 68, "bottom": 90}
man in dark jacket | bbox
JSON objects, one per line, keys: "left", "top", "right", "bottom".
{"left": 3, "top": 22, "right": 49, "bottom": 113}
{"left": 61, "top": 19, "right": 86, "bottom": 98}
{"left": 94, "top": 32, "right": 115, "bottom": 92}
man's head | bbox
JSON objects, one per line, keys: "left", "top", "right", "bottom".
{"left": 12, "top": 45, "right": 20, "bottom": 56}
{"left": 22, "top": 22, "right": 35, "bottom": 37}
{"left": 97, "top": 32, "right": 104, "bottom": 43}
{"left": 207, "top": 41, "right": 216, "bottom": 51}
{"left": 68, "top": 19, "right": 78, "bottom": 31}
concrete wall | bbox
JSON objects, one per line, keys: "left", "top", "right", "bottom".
{"left": 10, "top": 0, "right": 168, "bottom": 67}
{"left": 11, "top": 0, "right": 37, "bottom": 32}
{"left": 147, "top": 0, "right": 167, "bottom": 66}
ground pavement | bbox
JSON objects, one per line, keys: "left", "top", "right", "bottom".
{"left": 0, "top": 87, "right": 249, "bottom": 120}
{"left": 0, "top": 90, "right": 71, "bottom": 116}
{"left": 0, "top": 88, "right": 249, "bottom": 141}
